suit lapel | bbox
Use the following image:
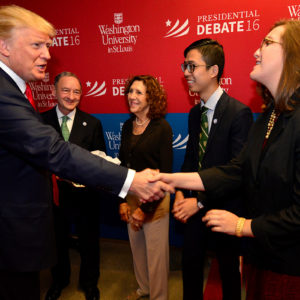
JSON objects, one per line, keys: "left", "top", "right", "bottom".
{"left": 69, "top": 109, "right": 84, "bottom": 144}
{"left": 260, "top": 110, "right": 288, "bottom": 161}
{"left": 205, "top": 93, "right": 228, "bottom": 152}
{"left": 48, "top": 108, "right": 61, "bottom": 133}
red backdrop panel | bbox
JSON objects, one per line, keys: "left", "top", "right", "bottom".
{"left": 2, "top": 0, "right": 299, "bottom": 113}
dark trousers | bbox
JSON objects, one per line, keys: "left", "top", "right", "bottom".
{"left": 0, "top": 270, "right": 40, "bottom": 300}
{"left": 182, "top": 211, "right": 241, "bottom": 300}
{"left": 51, "top": 185, "right": 100, "bottom": 289}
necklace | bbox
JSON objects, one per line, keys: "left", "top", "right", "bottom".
{"left": 265, "top": 109, "right": 279, "bottom": 139}
{"left": 135, "top": 117, "right": 149, "bottom": 126}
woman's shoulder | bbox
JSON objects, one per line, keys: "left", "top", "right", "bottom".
{"left": 152, "top": 117, "right": 171, "bottom": 126}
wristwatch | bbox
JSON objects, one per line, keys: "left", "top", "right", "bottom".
{"left": 197, "top": 200, "right": 204, "bottom": 209}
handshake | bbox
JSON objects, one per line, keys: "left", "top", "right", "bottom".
{"left": 129, "top": 169, "right": 204, "bottom": 203}
{"left": 129, "top": 168, "right": 175, "bottom": 202}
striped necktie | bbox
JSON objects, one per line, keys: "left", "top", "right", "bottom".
{"left": 198, "top": 106, "right": 209, "bottom": 170}
{"left": 61, "top": 115, "right": 70, "bottom": 141}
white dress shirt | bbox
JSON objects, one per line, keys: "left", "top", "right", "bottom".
{"left": 201, "top": 85, "right": 224, "bottom": 132}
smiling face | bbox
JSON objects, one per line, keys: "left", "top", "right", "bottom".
{"left": 250, "top": 25, "right": 285, "bottom": 97}
{"left": 0, "top": 27, "right": 52, "bottom": 82}
{"left": 127, "top": 80, "right": 149, "bottom": 118}
{"left": 183, "top": 49, "right": 219, "bottom": 101}
{"left": 54, "top": 76, "right": 82, "bottom": 115}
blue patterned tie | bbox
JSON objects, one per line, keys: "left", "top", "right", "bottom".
{"left": 198, "top": 106, "right": 209, "bottom": 170}
{"left": 61, "top": 115, "right": 70, "bottom": 141}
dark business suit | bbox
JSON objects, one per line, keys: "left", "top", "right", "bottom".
{"left": 42, "top": 107, "right": 106, "bottom": 289}
{"left": 0, "top": 67, "right": 127, "bottom": 299}
{"left": 200, "top": 93, "right": 300, "bottom": 277}
{"left": 180, "top": 91, "right": 253, "bottom": 300}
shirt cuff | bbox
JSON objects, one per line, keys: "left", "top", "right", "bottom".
{"left": 118, "top": 168, "right": 135, "bottom": 198}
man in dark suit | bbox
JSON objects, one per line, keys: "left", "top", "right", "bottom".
{"left": 42, "top": 72, "right": 106, "bottom": 300}
{"left": 173, "top": 39, "right": 253, "bottom": 300}
{"left": 0, "top": 5, "right": 171, "bottom": 300}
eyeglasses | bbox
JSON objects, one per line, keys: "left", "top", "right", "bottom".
{"left": 260, "top": 37, "right": 282, "bottom": 49}
{"left": 181, "top": 62, "right": 211, "bottom": 73}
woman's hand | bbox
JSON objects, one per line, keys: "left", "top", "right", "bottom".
{"left": 130, "top": 207, "right": 145, "bottom": 231}
{"left": 119, "top": 202, "right": 131, "bottom": 223}
{"left": 202, "top": 209, "right": 239, "bottom": 235}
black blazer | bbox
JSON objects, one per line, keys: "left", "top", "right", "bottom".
{"left": 0, "top": 68, "right": 128, "bottom": 272}
{"left": 119, "top": 117, "right": 173, "bottom": 213}
{"left": 200, "top": 91, "right": 300, "bottom": 275}
{"left": 181, "top": 91, "right": 253, "bottom": 212}
{"left": 119, "top": 117, "right": 173, "bottom": 173}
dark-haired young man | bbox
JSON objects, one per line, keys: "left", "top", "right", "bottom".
{"left": 173, "top": 39, "right": 253, "bottom": 300}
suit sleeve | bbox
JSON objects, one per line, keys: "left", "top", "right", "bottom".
{"left": 199, "top": 149, "right": 245, "bottom": 199}
{"left": 0, "top": 92, "right": 128, "bottom": 196}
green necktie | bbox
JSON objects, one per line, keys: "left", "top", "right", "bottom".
{"left": 61, "top": 115, "right": 70, "bottom": 141}
{"left": 198, "top": 106, "right": 209, "bottom": 170}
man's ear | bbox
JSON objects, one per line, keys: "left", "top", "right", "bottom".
{"left": 209, "top": 65, "right": 219, "bottom": 80}
{"left": 0, "top": 39, "right": 10, "bottom": 57}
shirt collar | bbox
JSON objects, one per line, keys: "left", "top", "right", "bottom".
{"left": 0, "top": 60, "right": 26, "bottom": 94}
{"left": 56, "top": 106, "right": 76, "bottom": 121}
{"left": 201, "top": 86, "right": 224, "bottom": 111}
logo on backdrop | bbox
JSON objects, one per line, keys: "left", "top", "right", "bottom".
{"left": 288, "top": 5, "right": 300, "bottom": 19}
{"left": 197, "top": 10, "right": 260, "bottom": 35}
{"left": 98, "top": 13, "right": 141, "bottom": 54}
{"left": 112, "top": 78, "right": 127, "bottom": 96}
{"left": 111, "top": 76, "right": 165, "bottom": 97}
{"left": 164, "top": 19, "right": 190, "bottom": 38}
{"left": 30, "top": 72, "right": 56, "bottom": 110}
{"left": 173, "top": 133, "right": 189, "bottom": 150}
{"left": 85, "top": 81, "right": 106, "bottom": 97}
{"left": 220, "top": 77, "right": 232, "bottom": 93}
{"left": 106, "top": 126, "right": 122, "bottom": 155}
{"left": 52, "top": 27, "right": 80, "bottom": 47}
{"left": 114, "top": 13, "right": 123, "bottom": 24}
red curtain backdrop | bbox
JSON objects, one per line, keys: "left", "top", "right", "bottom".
{"left": 3, "top": 0, "right": 299, "bottom": 114}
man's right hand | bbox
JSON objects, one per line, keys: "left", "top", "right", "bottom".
{"left": 129, "top": 168, "right": 174, "bottom": 202}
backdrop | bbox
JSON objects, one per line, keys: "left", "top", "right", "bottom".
{"left": 2, "top": 0, "right": 299, "bottom": 242}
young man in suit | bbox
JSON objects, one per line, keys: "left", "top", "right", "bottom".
{"left": 0, "top": 5, "right": 172, "bottom": 300}
{"left": 42, "top": 72, "right": 105, "bottom": 300}
{"left": 173, "top": 39, "right": 253, "bottom": 300}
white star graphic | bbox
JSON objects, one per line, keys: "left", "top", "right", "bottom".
{"left": 166, "top": 19, "right": 171, "bottom": 27}
{"left": 86, "top": 81, "right": 91, "bottom": 87}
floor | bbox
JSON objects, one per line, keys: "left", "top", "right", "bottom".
{"left": 40, "top": 238, "right": 185, "bottom": 300}
{"left": 40, "top": 238, "right": 244, "bottom": 300}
